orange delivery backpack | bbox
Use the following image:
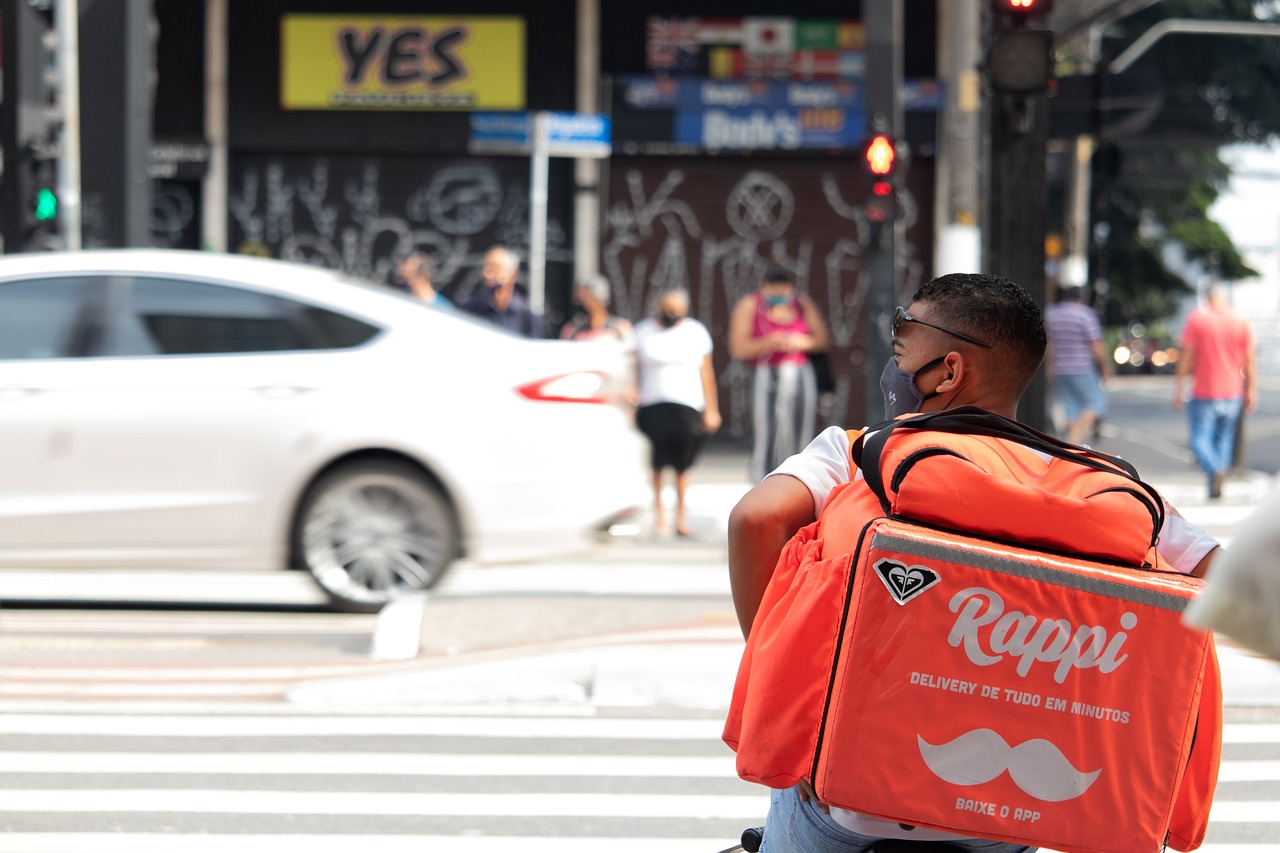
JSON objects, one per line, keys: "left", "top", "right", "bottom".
{"left": 723, "top": 407, "right": 1221, "bottom": 853}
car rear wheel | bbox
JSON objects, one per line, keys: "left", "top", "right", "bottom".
{"left": 294, "top": 460, "right": 459, "bottom": 613}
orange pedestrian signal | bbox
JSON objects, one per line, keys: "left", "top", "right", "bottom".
{"left": 865, "top": 135, "right": 895, "bottom": 176}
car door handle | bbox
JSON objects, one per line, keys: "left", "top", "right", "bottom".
{"left": 0, "top": 385, "right": 40, "bottom": 400}
{"left": 255, "top": 383, "right": 313, "bottom": 398}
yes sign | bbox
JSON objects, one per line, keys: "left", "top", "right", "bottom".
{"left": 338, "top": 27, "right": 468, "bottom": 88}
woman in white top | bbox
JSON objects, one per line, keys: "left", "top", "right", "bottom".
{"left": 633, "top": 289, "right": 722, "bottom": 536}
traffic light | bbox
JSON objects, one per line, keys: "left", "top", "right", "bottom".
{"left": 991, "top": 0, "right": 1054, "bottom": 17}
{"left": 34, "top": 188, "right": 58, "bottom": 222}
{"left": 988, "top": 0, "right": 1055, "bottom": 96}
{"left": 863, "top": 134, "right": 898, "bottom": 223}
{"left": 21, "top": 143, "right": 61, "bottom": 249}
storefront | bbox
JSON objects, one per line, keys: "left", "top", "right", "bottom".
{"left": 152, "top": 0, "right": 940, "bottom": 427}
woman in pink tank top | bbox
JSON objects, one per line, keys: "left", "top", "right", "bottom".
{"left": 729, "top": 265, "right": 831, "bottom": 482}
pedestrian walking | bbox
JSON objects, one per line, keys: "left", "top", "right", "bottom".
{"left": 1173, "top": 284, "right": 1257, "bottom": 498}
{"left": 728, "top": 265, "right": 830, "bottom": 482}
{"left": 1044, "top": 284, "right": 1109, "bottom": 444}
{"left": 633, "top": 288, "right": 721, "bottom": 537}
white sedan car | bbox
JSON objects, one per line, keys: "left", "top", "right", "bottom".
{"left": 0, "top": 249, "right": 648, "bottom": 611}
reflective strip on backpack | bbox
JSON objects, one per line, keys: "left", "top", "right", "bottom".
{"left": 871, "top": 531, "right": 1191, "bottom": 614}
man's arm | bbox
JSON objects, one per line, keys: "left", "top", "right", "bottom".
{"left": 1245, "top": 347, "right": 1258, "bottom": 413}
{"left": 1090, "top": 339, "right": 1111, "bottom": 381}
{"left": 700, "top": 353, "right": 722, "bottom": 433}
{"left": 1190, "top": 546, "right": 1219, "bottom": 579}
{"left": 727, "top": 474, "right": 816, "bottom": 638}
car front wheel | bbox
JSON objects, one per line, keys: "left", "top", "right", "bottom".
{"left": 294, "top": 460, "right": 460, "bottom": 612}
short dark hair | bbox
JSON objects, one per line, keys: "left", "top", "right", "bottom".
{"left": 912, "top": 273, "right": 1046, "bottom": 396}
{"left": 1057, "top": 284, "right": 1084, "bottom": 303}
{"left": 762, "top": 264, "right": 793, "bottom": 285}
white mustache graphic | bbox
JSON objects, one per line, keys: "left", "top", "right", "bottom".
{"left": 918, "top": 728, "right": 1102, "bottom": 802}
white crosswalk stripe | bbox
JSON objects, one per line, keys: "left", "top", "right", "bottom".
{"left": 0, "top": 711, "right": 1274, "bottom": 851}
{"left": 0, "top": 709, "right": 763, "bottom": 851}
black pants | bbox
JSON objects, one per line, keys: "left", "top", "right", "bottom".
{"left": 636, "top": 402, "right": 705, "bottom": 472}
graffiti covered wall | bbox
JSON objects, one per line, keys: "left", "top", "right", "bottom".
{"left": 604, "top": 158, "right": 934, "bottom": 433}
{"left": 227, "top": 154, "right": 576, "bottom": 326}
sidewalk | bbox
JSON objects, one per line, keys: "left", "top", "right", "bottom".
{"left": 610, "top": 429, "right": 1276, "bottom": 559}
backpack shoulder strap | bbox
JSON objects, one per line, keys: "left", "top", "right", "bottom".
{"left": 852, "top": 406, "right": 1161, "bottom": 520}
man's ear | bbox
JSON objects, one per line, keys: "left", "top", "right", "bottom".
{"left": 932, "top": 351, "right": 966, "bottom": 394}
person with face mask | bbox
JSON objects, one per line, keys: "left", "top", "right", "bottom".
{"left": 459, "top": 245, "right": 544, "bottom": 338}
{"left": 633, "top": 288, "right": 722, "bottom": 537}
{"left": 724, "top": 272, "right": 1220, "bottom": 853}
{"left": 729, "top": 265, "right": 830, "bottom": 482}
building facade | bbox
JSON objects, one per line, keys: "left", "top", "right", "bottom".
{"left": 148, "top": 0, "right": 942, "bottom": 430}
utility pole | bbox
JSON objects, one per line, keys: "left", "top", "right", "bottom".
{"left": 936, "top": 0, "right": 983, "bottom": 274}
{"left": 79, "top": 0, "right": 153, "bottom": 247}
{"left": 574, "top": 0, "right": 601, "bottom": 282}
{"left": 862, "top": 0, "right": 903, "bottom": 426}
{"left": 55, "top": 0, "right": 82, "bottom": 249}
{"left": 984, "top": 0, "right": 1055, "bottom": 431}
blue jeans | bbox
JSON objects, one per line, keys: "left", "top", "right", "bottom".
{"left": 760, "top": 786, "right": 1035, "bottom": 853}
{"left": 1051, "top": 372, "right": 1107, "bottom": 426}
{"left": 1187, "top": 397, "right": 1242, "bottom": 478}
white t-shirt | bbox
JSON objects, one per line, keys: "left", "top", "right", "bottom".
{"left": 769, "top": 424, "right": 1219, "bottom": 841}
{"left": 634, "top": 317, "right": 713, "bottom": 409}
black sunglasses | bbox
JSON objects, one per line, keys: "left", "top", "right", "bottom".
{"left": 893, "top": 306, "right": 993, "bottom": 349}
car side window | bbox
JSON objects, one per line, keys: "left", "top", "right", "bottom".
{"left": 104, "top": 278, "right": 309, "bottom": 356}
{"left": 102, "top": 277, "right": 380, "bottom": 356}
{"left": 299, "top": 305, "right": 380, "bottom": 349}
{"left": 0, "top": 277, "right": 96, "bottom": 360}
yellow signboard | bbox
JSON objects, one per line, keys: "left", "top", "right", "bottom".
{"left": 281, "top": 15, "right": 525, "bottom": 110}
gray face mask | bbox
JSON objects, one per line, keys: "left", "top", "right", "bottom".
{"left": 880, "top": 356, "right": 945, "bottom": 420}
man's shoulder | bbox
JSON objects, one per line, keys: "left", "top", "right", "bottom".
{"left": 1045, "top": 301, "right": 1091, "bottom": 320}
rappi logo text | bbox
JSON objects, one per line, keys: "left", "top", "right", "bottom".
{"left": 947, "top": 587, "right": 1137, "bottom": 684}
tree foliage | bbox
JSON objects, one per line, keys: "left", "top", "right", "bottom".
{"left": 1083, "top": 0, "right": 1277, "bottom": 321}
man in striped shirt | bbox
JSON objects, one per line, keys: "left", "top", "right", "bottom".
{"left": 1044, "top": 285, "right": 1110, "bottom": 445}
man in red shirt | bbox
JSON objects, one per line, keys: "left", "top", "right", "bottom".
{"left": 1173, "top": 284, "right": 1257, "bottom": 498}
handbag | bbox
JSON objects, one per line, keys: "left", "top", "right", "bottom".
{"left": 808, "top": 350, "right": 836, "bottom": 394}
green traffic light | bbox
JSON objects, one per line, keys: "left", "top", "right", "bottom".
{"left": 34, "top": 187, "right": 58, "bottom": 221}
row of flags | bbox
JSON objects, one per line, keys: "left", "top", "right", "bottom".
{"left": 645, "top": 16, "right": 868, "bottom": 80}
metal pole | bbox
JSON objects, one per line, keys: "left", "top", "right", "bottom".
{"left": 936, "top": 0, "right": 982, "bottom": 274}
{"left": 863, "top": 0, "right": 902, "bottom": 425}
{"left": 574, "top": 0, "right": 600, "bottom": 281}
{"left": 203, "top": 0, "right": 229, "bottom": 252}
{"left": 528, "top": 111, "right": 550, "bottom": 317}
{"left": 55, "top": 0, "right": 81, "bottom": 249}
{"left": 1111, "top": 19, "right": 1280, "bottom": 74}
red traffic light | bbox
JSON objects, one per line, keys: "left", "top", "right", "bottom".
{"left": 865, "top": 135, "right": 896, "bottom": 176}
{"left": 992, "top": 0, "right": 1054, "bottom": 15}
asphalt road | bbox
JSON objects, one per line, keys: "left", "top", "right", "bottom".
{"left": 1097, "top": 373, "right": 1280, "bottom": 478}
